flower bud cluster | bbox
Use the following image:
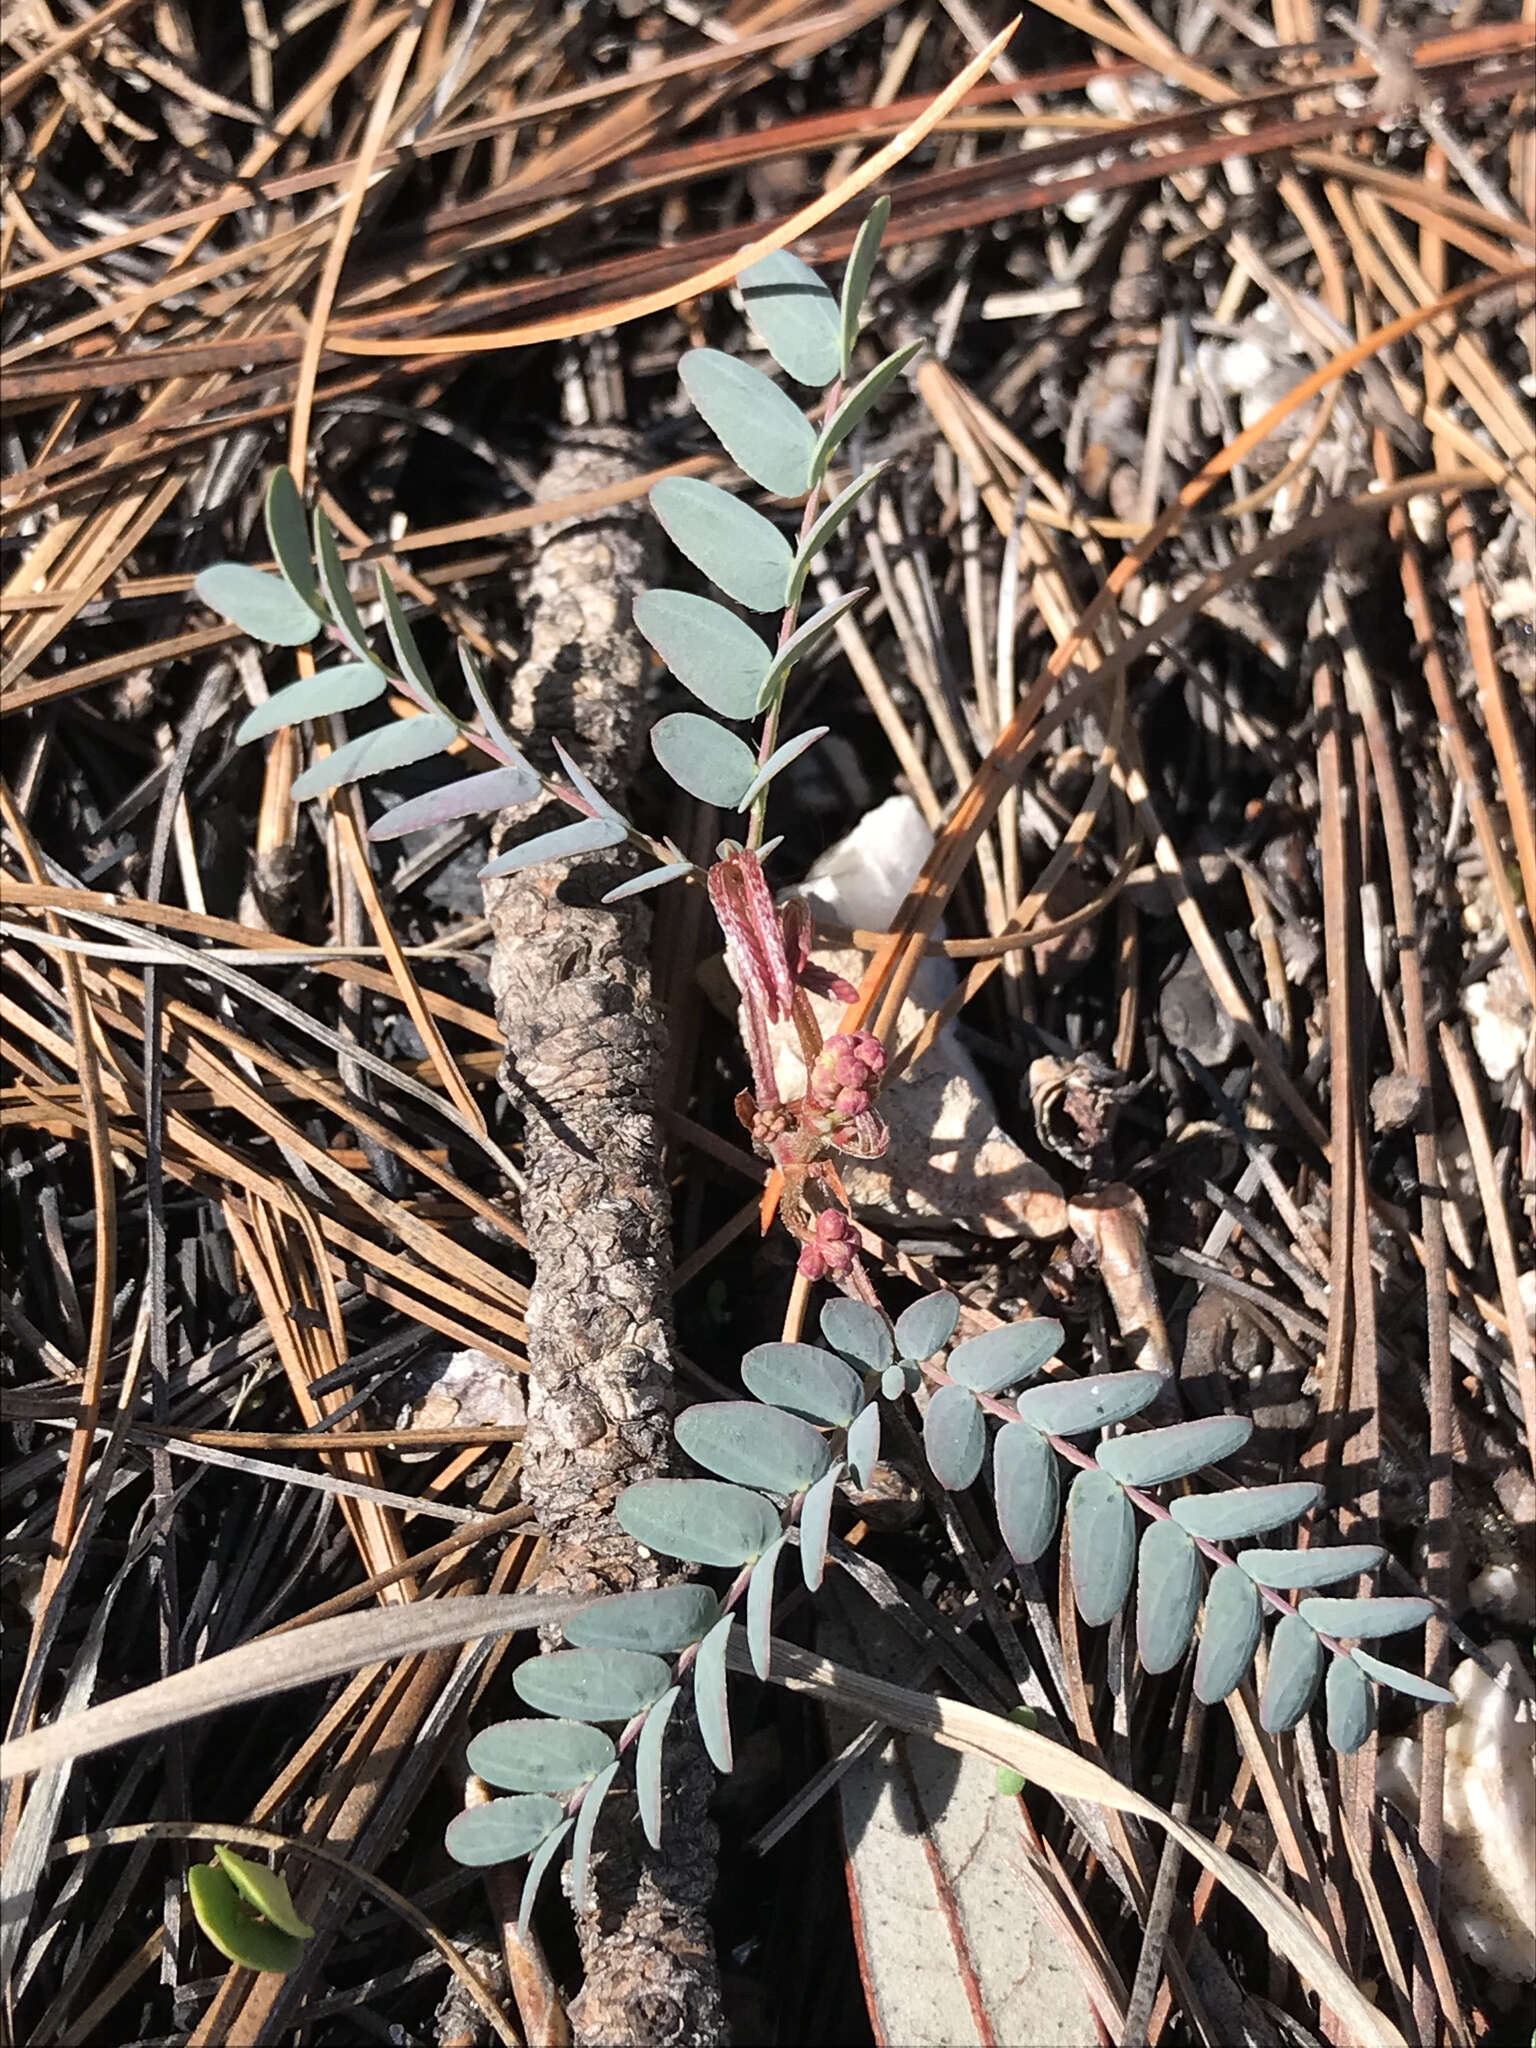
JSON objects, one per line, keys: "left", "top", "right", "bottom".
{"left": 796, "top": 1207, "right": 857, "bottom": 1281}
{"left": 806, "top": 1031, "right": 886, "bottom": 1129}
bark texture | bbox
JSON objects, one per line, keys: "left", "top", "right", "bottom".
{"left": 482, "top": 430, "right": 725, "bottom": 2048}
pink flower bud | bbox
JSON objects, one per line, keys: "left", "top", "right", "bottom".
{"left": 797, "top": 1244, "right": 828, "bottom": 1281}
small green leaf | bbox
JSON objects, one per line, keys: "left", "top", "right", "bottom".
{"left": 811, "top": 340, "right": 923, "bottom": 483}
{"left": 634, "top": 589, "right": 769, "bottom": 719}
{"left": 738, "top": 727, "right": 829, "bottom": 808}
{"left": 570, "top": 1760, "right": 620, "bottom": 1914}
{"left": 742, "top": 1341, "right": 863, "bottom": 1425}
{"left": 846, "top": 1401, "right": 880, "bottom": 1489}
{"left": 213, "top": 1847, "right": 313, "bottom": 1940}
{"left": 1011, "top": 1372, "right": 1163, "bottom": 1437}
{"left": 676, "top": 1401, "right": 833, "bottom": 1495}
{"left": 193, "top": 564, "right": 321, "bottom": 646}
{"left": 237, "top": 661, "right": 389, "bottom": 742}
{"left": 1171, "top": 1482, "right": 1322, "bottom": 1544}
{"left": 551, "top": 734, "right": 622, "bottom": 825}
{"left": 948, "top": 1320, "right": 1063, "bottom": 1396}
{"left": 618, "top": 1478, "right": 779, "bottom": 1567}
{"left": 757, "top": 591, "right": 864, "bottom": 707}
{"left": 1296, "top": 1596, "right": 1434, "bottom": 1640}
{"left": 1326, "top": 1655, "right": 1376, "bottom": 1755}
{"left": 799, "top": 1459, "right": 841, "bottom": 1593}
{"left": 460, "top": 644, "right": 528, "bottom": 768}
{"left": 517, "top": 1819, "right": 573, "bottom": 1937}
{"left": 312, "top": 506, "right": 369, "bottom": 656}
{"left": 649, "top": 478, "right": 792, "bottom": 613}
{"left": 264, "top": 468, "right": 318, "bottom": 607}
{"left": 468, "top": 1719, "right": 616, "bottom": 1794}
{"left": 1349, "top": 1649, "right": 1455, "bottom": 1705}
{"left": 819, "top": 1299, "right": 891, "bottom": 1372}
{"left": 1236, "top": 1544, "right": 1386, "bottom": 1590}
{"left": 368, "top": 764, "right": 540, "bottom": 839}
{"left": 1261, "top": 1613, "right": 1324, "bottom": 1733}
{"left": 840, "top": 195, "right": 891, "bottom": 376}
{"left": 445, "top": 1794, "right": 566, "bottom": 1868}
{"left": 636, "top": 1688, "right": 681, "bottom": 1850}
{"left": 679, "top": 348, "right": 816, "bottom": 498}
{"left": 747, "top": 1533, "right": 787, "bottom": 1679}
{"left": 601, "top": 860, "right": 696, "bottom": 904}
{"left": 693, "top": 1613, "right": 736, "bottom": 1772}
{"left": 1194, "top": 1564, "right": 1263, "bottom": 1704}
{"left": 290, "top": 713, "right": 457, "bottom": 802}
{"left": 994, "top": 1704, "right": 1036, "bottom": 1798}
{"left": 924, "top": 1383, "right": 987, "bottom": 1491}
{"left": 479, "top": 815, "right": 626, "bottom": 880}
{"left": 377, "top": 567, "right": 442, "bottom": 706}
{"left": 993, "top": 1422, "right": 1059, "bottom": 1565}
{"left": 1095, "top": 1414, "right": 1254, "bottom": 1490}
{"left": 651, "top": 713, "right": 757, "bottom": 808}
{"left": 512, "top": 1648, "right": 671, "bottom": 1724}
{"left": 881, "top": 1363, "right": 915, "bottom": 1399}
{"left": 563, "top": 1585, "right": 719, "bottom": 1655}
{"left": 187, "top": 1862, "right": 308, "bottom": 1974}
{"left": 893, "top": 1292, "right": 959, "bottom": 1362}
{"left": 740, "top": 248, "right": 842, "bottom": 386}
{"left": 787, "top": 463, "right": 889, "bottom": 607}
{"left": 1136, "top": 1521, "right": 1202, "bottom": 1674}
{"left": 1067, "top": 1468, "right": 1136, "bottom": 1626}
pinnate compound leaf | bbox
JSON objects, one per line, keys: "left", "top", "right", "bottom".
{"left": 1236, "top": 1544, "right": 1386, "bottom": 1590}
{"left": 479, "top": 815, "right": 626, "bottom": 880}
{"left": 740, "top": 248, "right": 842, "bottom": 387}
{"left": 1096, "top": 1414, "right": 1254, "bottom": 1489}
{"left": 1068, "top": 1469, "right": 1136, "bottom": 1626}
{"left": 634, "top": 589, "right": 768, "bottom": 719}
{"left": 924, "top": 1384, "right": 987, "bottom": 1490}
{"left": 517, "top": 1820, "right": 573, "bottom": 1937}
{"left": 675, "top": 1402, "right": 832, "bottom": 1495}
{"left": 845, "top": 1400, "right": 880, "bottom": 1490}
{"left": 1296, "top": 1596, "right": 1434, "bottom": 1640}
{"left": 1194, "top": 1564, "right": 1263, "bottom": 1704}
{"left": 1012, "top": 1372, "right": 1163, "bottom": 1437}
{"left": 1171, "top": 1482, "right": 1321, "bottom": 1544}
{"left": 563, "top": 1585, "right": 719, "bottom": 1656}
{"left": 618, "top": 1478, "right": 779, "bottom": 1568}
{"left": 1136, "top": 1520, "right": 1202, "bottom": 1674}
{"left": 758, "top": 592, "right": 864, "bottom": 706}
{"left": 636, "top": 1687, "right": 681, "bottom": 1850}
{"left": 291, "top": 713, "right": 457, "bottom": 802}
{"left": 377, "top": 567, "right": 441, "bottom": 704}
{"left": 799, "top": 1459, "right": 841, "bottom": 1593}
{"left": 511, "top": 1648, "right": 670, "bottom": 1724}
{"left": 237, "top": 662, "right": 388, "bottom": 742}
{"left": 214, "top": 1847, "right": 313, "bottom": 1940}
{"left": 601, "top": 860, "right": 695, "bottom": 904}
{"left": 993, "top": 1422, "right": 1059, "bottom": 1565}
{"left": 445, "top": 1793, "right": 566, "bottom": 1867}
{"left": 742, "top": 1341, "right": 863, "bottom": 1426}
{"left": 1349, "top": 1648, "right": 1455, "bottom": 1705}
{"left": 649, "top": 478, "right": 791, "bottom": 612}
{"left": 894, "top": 1292, "right": 959, "bottom": 1362}
{"left": 264, "top": 467, "right": 318, "bottom": 606}
{"left": 693, "top": 1614, "right": 736, "bottom": 1773}
{"left": 839, "top": 195, "right": 890, "bottom": 375}
{"left": 819, "top": 1299, "right": 891, "bottom": 1373}
{"left": 811, "top": 340, "right": 922, "bottom": 482}
{"left": 187, "top": 1863, "right": 307, "bottom": 1973}
{"left": 467, "top": 1719, "right": 615, "bottom": 1793}
{"left": 650, "top": 713, "right": 757, "bottom": 808}
{"left": 369, "top": 765, "right": 540, "bottom": 839}
{"left": 1261, "top": 1613, "right": 1324, "bottom": 1733}
{"left": 679, "top": 348, "right": 815, "bottom": 498}
{"left": 747, "top": 1534, "right": 787, "bottom": 1679}
{"left": 312, "top": 507, "right": 370, "bottom": 655}
{"left": 570, "top": 1761, "right": 620, "bottom": 1914}
{"left": 787, "top": 463, "right": 888, "bottom": 606}
{"left": 194, "top": 564, "right": 321, "bottom": 646}
{"left": 1325, "top": 1655, "right": 1375, "bottom": 1755}
{"left": 738, "top": 727, "right": 829, "bottom": 808}
{"left": 949, "top": 1320, "right": 1063, "bottom": 1395}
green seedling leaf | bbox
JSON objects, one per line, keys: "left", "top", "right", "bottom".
{"left": 811, "top": 340, "right": 923, "bottom": 483}
{"left": 881, "top": 1363, "right": 916, "bottom": 1399}
{"left": 799, "top": 1458, "right": 842, "bottom": 1593}
{"left": 845, "top": 1400, "right": 880, "bottom": 1489}
{"left": 651, "top": 713, "right": 757, "bottom": 808}
{"left": 188, "top": 1862, "right": 308, "bottom": 1974}
{"left": 1171, "top": 1482, "right": 1321, "bottom": 1544}
{"left": 839, "top": 195, "right": 891, "bottom": 375}
{"left": 693, "top": 1613, "right": 736, "bottom": 1772}
{"left": 649, "top": 478, "right": 792, "bottom": 612}
{"left": 602, "top": 860, "right": 696, "bottom": 904}
{"left": 740, "top": 247, "right": 842, "bottom": 386}
{"left": 757, "top": 591, "right": 864, "bottom": 707}
{"left": 676, "top": 1401, "right": 833, "bottom": 1495}
{"left": 368, "top": 764, "right": 540, "bottom": 839}
{"left": 993, "top": 1422, "right": 1059, "bottom": 1565}
{"left": 618, "top": 1478, "right": 779, "bottom": 1567}
{"left": 679, "top": 348, "right": 816, "bottom": 498}
{"left": 819, "top": 1298, "right": 891, "bottom": 1373}
{"left": 479, "top": 815, "right": 626, "bottom": 880}
{"left": 924, "top": 1383, "right": 987, "bottom": 1491}
{"left": 1136, "top": 1520, "right": 1202, "bottom": 1674}
{"left": 512, "top": 1648, "right": 671, "bottom": 1724}
{"left": 1297, "top": 1596, "right": 1435, "bottom": 1640}
{"left": 742, "top": 1341, "right": 863, "bottom": 1425}
{"left": 948, "top": 1319, "right": 1063, "bottom": 1396}
{"left": 264, "top": 467, "right": 318, "bottom": 607}
{"left": 445, "top": 1793, "right": 566, "bottom": 1868}
{"left": 467, "top": 1719, "right": 616, "bottom": 1793}
{"left": 636, "top": 1688, "right": 681, "bottom": 1850}
{"left": 893, "top": 1292, "right": 959, "bottom": 1362}
{"left": 237, "top": 661, "right": 389, "bottom": 742}
{"left": 1261, "top": 1613, "right": 1325, "bottom": 1733}
{"left": 994, "top": 1704, "right": 1037, "bottom": 1797}
{"left": 570, "top": 1760, "right": 620, "bottom": 1914}
{"left": 214, "top": 1847, "right": 313, "bottom": 1940}
{"left": 786, "top": 463, "right": 889, "bottom": 607}
{"left": 517, "top": 1819, "right": 573, "bottom": 1937}
{"left": 1012, "top": 1371, "right": 1163, "bottom": 1437}
{"left": 563, "top": 1585, "right": 719, "bottom": 1655}
{"left": 634, "top": 589, "right": 769, "bottom": 719}
{"left": 738, "top": 727, "right": 829, "bottom": 808}
{"left": 1326, "top": 1654, "right": 1375, "bottom": 1755}
{"left": 1236, "top": 1544, "right": 1386, "bottom": 1590}
{"left": 1096, "top": 1414, "right": 1254, "bottom": 1489}
{"left": 312, "top": 506, "right": 369, "bottom": 656}
{"left": 291, "top": 712, "right": 457, "bottom": 802}
{"left": 377, "top": 566, "right": 441, "bottom": 705}
{"left": 193, "top": 564, "right": 321, "bottom": 646}
{"left": 1194, "top": 1564, "right": 1263, "bottom": 1704}
{"left": 1349, "top": 1649, "right": 1455, "bottom": 1704}
{"left": 747, "top": 1533, "right": 787, "bottom": 1679}
{"left": 1067, "top": 1468, "right": 1136, "bottom": 1626}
